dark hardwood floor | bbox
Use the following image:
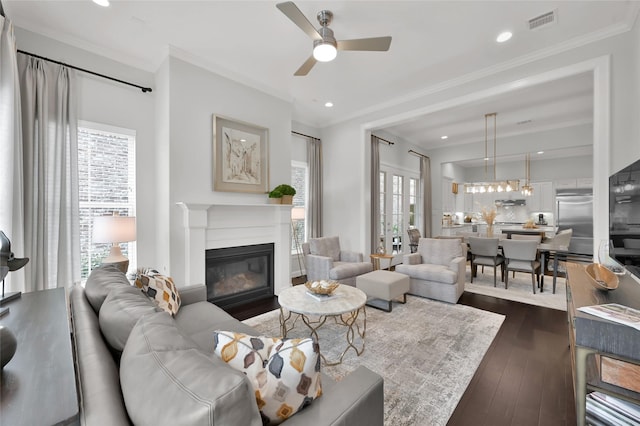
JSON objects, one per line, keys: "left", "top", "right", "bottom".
{"left": 450, "top": 292, "right": 576, "bottom": 426}
{"left": 225, "top": 284, "right": 576, "bottom": 426}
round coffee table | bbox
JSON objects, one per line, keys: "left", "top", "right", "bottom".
{"left": 278, "top": 284, "right": 367, "bottom": 366}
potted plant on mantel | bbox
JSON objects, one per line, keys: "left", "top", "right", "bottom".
{"left": 268, "top": 189, "right": 283, "bottom": 204}
{"left": 274, "top": 184, "right": 296, "bottom": 204}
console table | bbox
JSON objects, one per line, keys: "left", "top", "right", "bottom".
{"left": 565, "top": 263, "right": 640, "bottom": 425}
{"left": 0, "top": 287, "right": 79, "bottom": 425}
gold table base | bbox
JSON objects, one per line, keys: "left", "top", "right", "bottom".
{"left": 279, "top": 306, "right": 366, "bottom": 366}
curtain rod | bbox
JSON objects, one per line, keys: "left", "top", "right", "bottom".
{"left": 292, "top": 130, "right": 320, "bottom": 141}
{"left": 372, "top": 134, "right": 394, "bottom": 145}
{"left": 408, "top": 149, "right": 429, "bottom": 159}
{"left": 17, "top": 49, "right": 153, "bottom": 93}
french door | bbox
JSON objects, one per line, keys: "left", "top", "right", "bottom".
{"left": 380, "top": 165, "right": 420, "bottom": 254}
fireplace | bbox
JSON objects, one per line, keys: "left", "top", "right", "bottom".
{"left": 205, "top": 243, "right": 274, "bottom": 309}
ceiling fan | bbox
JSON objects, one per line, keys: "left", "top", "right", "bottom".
{"left": 276, "top": 1, "right": 392, "bottom": 76}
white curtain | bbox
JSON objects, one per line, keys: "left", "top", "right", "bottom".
{"left": 370, "top": 135, "right": 381, "bottom": 253}
{"left": 17, "top": 53, "right": 80, "bottom": 291}
{"left": 0, "top": 17, "right": 25, "bottom": 293}
{"left": 307, "top": 137, "right": 323, "bottom": 238}
{"left": 420, "top": 156, "right": 432, "bottom": 238}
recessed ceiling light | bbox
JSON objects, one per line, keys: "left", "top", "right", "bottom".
{"left": 537, "top": 151, "right": 544, "bottom": 155}
{"left": 496, "top": 31, "right": 512, "bottom": 43}
{"left": 92, "top": 0, "right": 110, "bottom": 7}
{"left": 441, "top": 135, "right": 448, "bottom": 140}
{"left": 324, "top": 102, "right": 333, "bottom": 108}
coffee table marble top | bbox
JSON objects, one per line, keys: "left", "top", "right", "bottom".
{"left": 278, "top": 284, "right": 366, "bottom": 316}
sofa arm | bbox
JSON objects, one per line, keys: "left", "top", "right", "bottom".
{"left": 306, "top": 254, "right": 334, "bottom": 282}
{"left": 340, "top": 250, "right": 364, "bottom": 263}
{"left": 179, "top": 283, "right": 207, "bottom": 305}
{"left": 449, "top": 256, "right": 467, "bottom": 278}
{"left": 402, "top": 253, "right": 422, "bottom": 265}
{"left": 283, "top": 366, "right": 383, "bottom": 426}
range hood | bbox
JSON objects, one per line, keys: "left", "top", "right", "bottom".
{"left": 495, "top": 199, "right": 526, "bottom": 206}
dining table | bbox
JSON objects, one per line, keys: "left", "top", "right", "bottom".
{"left": 462, "top": 235, "right": 570, "bottom": 293}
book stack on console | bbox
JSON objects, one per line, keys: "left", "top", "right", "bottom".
{"left": 586, "top": 392, "right": 640, "bottom": 425}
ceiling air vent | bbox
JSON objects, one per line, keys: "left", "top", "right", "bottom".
{"left": 528, "top": 10, "right": 557, "bottom": 31}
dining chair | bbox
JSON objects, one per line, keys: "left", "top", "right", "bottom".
{"left": 407, "top": 228, "right": 421, "bottom": 253}
{"left": 502, "top": 239, "right": 541, "bottom": 293}
{"left": 468, "top": 237, "right": 504, "bottom": 287}
{"left": 510, "top": 234, "right": 542, "bottom": 278}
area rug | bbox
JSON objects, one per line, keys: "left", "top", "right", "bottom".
{"left": 464, "top": 264, "right": 567, "bottom": 311}
{"left": 243, "top": 295, "right": 505, "bottom": 426}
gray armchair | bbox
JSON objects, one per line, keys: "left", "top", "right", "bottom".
{"left": 302, "top": 236, "right": 373, "bottom": 286}
{"left": 395, "top": 238, "right": 467, "bottom": 303}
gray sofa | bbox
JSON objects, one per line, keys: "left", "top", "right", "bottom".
{"left": 69, "top": 264, "right": 384, "bottom": 425}
{"left": 395, "top": 238, "right": 467, "bottom": 304}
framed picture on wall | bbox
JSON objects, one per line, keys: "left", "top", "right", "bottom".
{"left": 212, "top": 115, "right": 269, "bottom": 193}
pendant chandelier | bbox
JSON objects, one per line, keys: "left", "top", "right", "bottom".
{"left": 464, "top": 113, "right": 520, "bottom": 194}
{"left": 521, "top": 153, "right": 533, "bottom": 196}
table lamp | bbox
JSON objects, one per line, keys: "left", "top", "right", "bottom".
{"left": 93, "top": 213, "right": 136, "bottom": 273}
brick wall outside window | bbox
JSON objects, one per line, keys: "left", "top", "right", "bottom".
{"left": 78, "top": 124, "right": 136, "bottom": 279}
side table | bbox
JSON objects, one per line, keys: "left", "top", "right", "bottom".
{"left": 0, "top": 287, "right": 79, "bottom": 425}
{"left": 369, "top": 253, "right": 395, "bottom": 271}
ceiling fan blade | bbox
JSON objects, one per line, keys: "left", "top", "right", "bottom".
{"left": 337, "top": 36, "right": 392, "bottom": 52}
{"left": 294, "top": 55, "right": 317, "bottom": 76}
{"left": 276, "top": 2, "right": 322, "bottom": 41}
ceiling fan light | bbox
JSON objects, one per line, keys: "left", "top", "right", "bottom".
{"left": 313, "top": 42, "right": 337, "bottom": 62}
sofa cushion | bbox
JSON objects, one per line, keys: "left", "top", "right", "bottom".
{"left": 213, "top": 331, "right": 322, "bottom": 425}
{"left": 143, "top": 274, "right": 181, "bottom": 316}
{"left": 309, "top": 236, "right": 340, "bottom": 261}
{"left": 120, "top": 311, "right": 262, "bottom": 426}
{"left": 394, "top": 264, "right": 458, "bottom": 285}
{"left": 329, "top": 262, "right": 373, "bottom": 281}
{"left": 175, "top": 301, "right": 257, "bottom": 352}
{"left": 417, "top": 238, "right": 462, "bottom": 267}
{"left": 84, "top": 263, "right": 132, "bottom": 313}
{"left": 99, "top": 285, "right": 159, "bottom": 353}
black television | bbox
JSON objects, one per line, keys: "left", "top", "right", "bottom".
{"left": 609, "top": 157, "right": 640, "bottom": 279}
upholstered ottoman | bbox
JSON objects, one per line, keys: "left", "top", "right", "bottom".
{"left": 356, "top": 270, "right": 410, "bottom": 312}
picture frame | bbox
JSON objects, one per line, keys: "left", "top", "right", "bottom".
{"left": 212, "top": 115, "right": 269, "bottom": 193}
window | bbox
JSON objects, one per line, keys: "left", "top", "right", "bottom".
{"left": 409, "top": 177, "right": 419, "bottom": 228}
{"left": 392, "top": 175, "right": 404, "bottom": 253}
{"left": 291, "top": 161, "right": 307, "bottom": 253}
{"left": 78, "top": 122, "right": 136, "bottom": 280}
{"left": 380, "top": 166, "right": 420, "bottom": 254}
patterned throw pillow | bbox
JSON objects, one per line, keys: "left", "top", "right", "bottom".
{"left": 213, "top": 331, "right": 322, "bottom": 425}
{"left": 139, "top": 274, "right": 181, "bottom": 316}
{"left": 133, "top": 267, "right": 160, "bottom": 292}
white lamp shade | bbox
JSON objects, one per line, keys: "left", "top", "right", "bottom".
{"left": 291, "top": 207, "right": 305, "bottom": 221}
{"left": 93, "top": 215, "right": 136, "bottom": 243}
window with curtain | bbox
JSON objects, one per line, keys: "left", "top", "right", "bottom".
{"left": 78, "top": 122, "right": 136, "bottom": 279}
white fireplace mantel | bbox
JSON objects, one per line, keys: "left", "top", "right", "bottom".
{"left": 177, "top": 202, "right": 292, "bottom": 295}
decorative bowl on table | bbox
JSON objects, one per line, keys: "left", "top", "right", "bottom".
{"left": 585, "top": 263, "right": 619, "bottom": 291}
{"left": 305, "top": 280, "right": 339, "bottom": 295}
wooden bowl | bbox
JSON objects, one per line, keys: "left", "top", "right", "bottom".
{"left": 585, "top": 263, "right": 619, "bottom": 291}
{"left": 305, "top": 280, "right": 339, "bottom": 295}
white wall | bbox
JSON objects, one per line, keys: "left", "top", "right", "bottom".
{"left": 321, "top": 28, "right": 639, "bottom": 256}
{"left": 14, "top": 27, "right": 159, "bottom": 269}
{"left": 166, "top": 56, "right": 293, "bottom": 283}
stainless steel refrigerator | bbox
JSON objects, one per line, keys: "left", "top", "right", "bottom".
{"left": 556, "top": 188, "right": 593, "bottom": 256}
